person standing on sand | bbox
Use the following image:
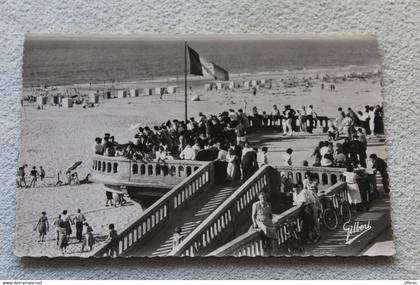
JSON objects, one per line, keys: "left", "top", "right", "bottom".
{"left": 34, "top": 211, "right": 49, "bottom": 242}
{"left": 105, "top": 191, "right": 114, "bottom": 207}
{"left": 73, "top": 209, "right": 86, "bottom": 243}
{"left": 61, "top": 210, "right": 73, "bottom": 241}
{"left": 81, "top": 222, "right": 94, "bottom": 252}
{"left": 39, "top": 166, "right": 45, "bottom": 182}
{"left": 29, "top": 166, "right": 39, "bottom": 188}
{"left": 58, "top": 220, "right": 68, "bottom": 255}
{"left": 16, "top": 166, "right": 25, "bottom": 188}
{"left": 53, "top": 214, "right": 62, "bottom": 245}
{"left": 55, "top": 169, "right": 63, "bottom": 186}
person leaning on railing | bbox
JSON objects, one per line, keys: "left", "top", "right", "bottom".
{"left": 293, "top": 186, "right": 321, "bottom": 244}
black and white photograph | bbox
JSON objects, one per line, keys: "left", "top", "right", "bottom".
{"left": 15, "top": 33, "right": 394, "bottom": 258}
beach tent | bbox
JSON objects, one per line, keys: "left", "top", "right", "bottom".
{"left": 216, "top": 82, "right": 222, "bottom": 90}
{"left": 117, "top": 90, "right": 127, "bottom": 98}
{"left": 37, "top": 96, "right": 47, "bottom": 105}
{"left": 130, "top": 88, "right": 142, "bottom": 97}
{"left": 155, "top": 87, "right": 164, "bottom": 95}
{"left": 53, "top": 95, "right": 61, "bottom": 105}
{"left": 229, "top": 81, "right": 239, "bottom": 89}
{"left": 89, "top": 93, "right": 99, "bottom": 104}
{"left": 143, "top": 88, "right": 154, "bottom": 96}
{"left": 243, "top": 81, "right": 250, "bottom": 88}
{"left": 62, "top": 97, "right": 73, "bottom": 108}
{"left": 251, "top": 80, "right": 257, "bottom": 87}
{"left": 204, "top": 83, "right": 211, "bottom": 91}
{"left": 105, "top": 91, "right": 112, "bottom": 99}
{"left": 167, "top": 86, "right": 177, "bottom": 94}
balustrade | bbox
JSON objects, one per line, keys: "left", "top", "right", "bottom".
{"left": 208, "top": 182, "right": 348, "bottom": 257}
{"left": 92, "top": 161, "right": 214, "bottom": 257}
{"left": 91, "top": 155, "right": 204, "bottom": 186}
{"left": 169, "top": 165, "right": 272, "bottom": 257}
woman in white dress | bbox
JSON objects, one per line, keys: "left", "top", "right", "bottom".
{"left": 226, "top": 149, "right": 238, "bottom": 182}
{"left": 343, "top": 166, "right": 362, "bottom": 211}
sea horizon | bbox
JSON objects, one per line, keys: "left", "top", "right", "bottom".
{"left": 23, "top": 35, "right": 381, "bottom": 88}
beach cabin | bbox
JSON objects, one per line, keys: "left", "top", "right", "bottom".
{"left": 36, "top": 96, "right": 47, "bottom": 106}
{"left": 142, "top": 88, "right": 153, "bottom": 96}
{"left": 62, "top": 97, "right": 73, "bottom": 108}
{"left": 229, "top": 81, "right": 238, "bottom": 89}
{"left": 155, "top": 87, "right": 164, "bottom": 95}
{"left": 89, "top": 93, "right": 99, "bottom": 104}
{"left": 167, "top": 86, "right": 176, "bottom": 94}
{"left": 117, "top": 90, "right": 127, "bottom": 98}
{"left": 53, "top": 95, "right": 61, "bottom": 105}
{"left": 105, "top": 91, "right": 112, "bottom": 99}
{"left": 130, "top": 89, "right": 142, "bottom": 97}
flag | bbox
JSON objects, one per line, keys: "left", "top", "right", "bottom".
{"left": 187, "top": 45, "right": 229, "bottom": 81}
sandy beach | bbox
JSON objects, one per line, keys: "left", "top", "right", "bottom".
{"left": 16, "top": 67, "right": 384, "bottom": 257}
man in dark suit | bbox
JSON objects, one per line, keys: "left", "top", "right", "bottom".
{"left": 369, "top": 154, "right": 390, "bottom": 194}
{"left": 241, "top": 148, "right": 259, "bottom": 181}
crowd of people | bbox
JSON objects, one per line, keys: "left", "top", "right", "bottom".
{"left": 332, "top": 105, "right": 384, "bottom": 140}
{"left": 34, "top": 209, "right": 95, "bottom": 254}
{"left": 16, "top": 164, "right": 92, "bottom": 188}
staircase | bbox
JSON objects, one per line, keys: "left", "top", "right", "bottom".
{"left": 124, "top": 183, "right": 239, "bottom": 257}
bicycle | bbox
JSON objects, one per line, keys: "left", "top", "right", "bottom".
{"left": 320, "top": 192, "right": 352, "bottom": 231}
{"left": 284, "top": 219, "right": 305, "bottom": 254}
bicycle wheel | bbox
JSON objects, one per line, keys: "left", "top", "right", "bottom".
{"left": 341, "top": 202, "right": 352, "bottom": 224}
{"left": 322, "top": 208, "right": 338, "bottom": 231}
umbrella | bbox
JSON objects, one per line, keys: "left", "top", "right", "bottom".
{"left": 66, "top": 161, "right": 82, "bottom": 173}
{"left": 129, "top": 123, "right": 142, "bottom": 132}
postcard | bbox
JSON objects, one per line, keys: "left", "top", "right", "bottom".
{"left": 15, "top": 33, "right": 394, "bottom": 257}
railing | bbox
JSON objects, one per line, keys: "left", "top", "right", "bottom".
{"left": 91, "top": 155, "right": 205, "bottom": 187}
{"left": 274, "top": 165, "right": 345, "bottom": 188}
{"left": 92, "top": 161, "right": 215, "bottom": 257}
{"left": 168, "top": 165, "right": 274, "bottom": 257}
{"left": 247, "top": 115, "right": 332, "bottom": 133}
{"left": 207, "top": 182, "right": 348, "bottom": 257}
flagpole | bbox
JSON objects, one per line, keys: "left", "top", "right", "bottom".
{"left": 184, "top": 41, "right": 188, "bottom": 122}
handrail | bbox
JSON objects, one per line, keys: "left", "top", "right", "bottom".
{"left": 92, "top": 161, "right": 214, "bottom": 257}
{"left": 91, "top": 155, "right": 206, "bottom": 186}
{"left": 274, "top": 165, "right": 345, "bottom": 187}
{"left": 207, "top": 181, "right": 348, "bottom": 257}
{"left": 168, "top": 165, "right": 272, "bottom": 257}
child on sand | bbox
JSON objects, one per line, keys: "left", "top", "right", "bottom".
{"left": 81, "top": 223, "right": 94, "bottom": 252}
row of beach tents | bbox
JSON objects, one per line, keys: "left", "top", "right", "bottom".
{"left": 34, "top": 86, "right": 179, "bottom": 108}
{"left": 204, "top": 79, "right": 272, "bottom": 91}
